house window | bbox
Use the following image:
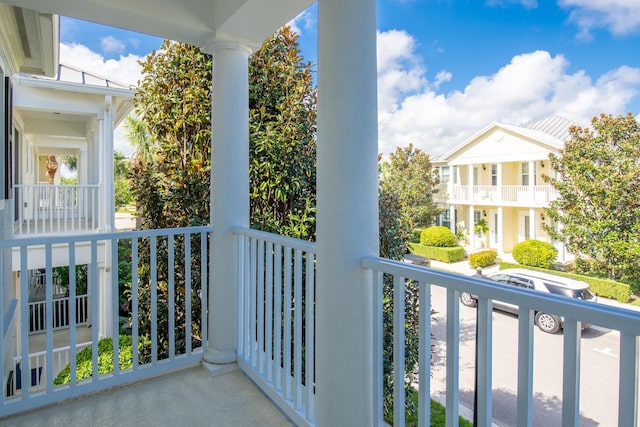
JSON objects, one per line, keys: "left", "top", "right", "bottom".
{"left": 524, "top": 215, "right": 530, "bottom": 240}
{"left": 453, "top": 166, "right": 458, "bottom": 184}
{"left": 474, "top": 210, "right": 482, "bottom": 237}
{"left": 494, "top": 213, "right": 499, "bottom": 243}
{"left": 473, "top": 167, "right": 479, "bottom": 185}
{"left": 521, "top": 162, "right": 537, "bottom": 185}
{"left": 442, "top": 209, "right": 451, "bottom": 229}
{"left": 441, "top": 166, "right": 450, "bottom": 183}
{"left": 491, "top": 164, "right": 497, "bottom": 186}
{"left": 521, "top": 162, "right": 529, "bottom": 186}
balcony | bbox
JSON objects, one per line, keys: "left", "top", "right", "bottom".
{"left": 436, "top": 184, "right": 558, "bottom": 207}
{"left": 13, "top": 184, "right": 100, "bottom": 237}
{"left": 1, "top": 227, "right": 639, "bottom": 426}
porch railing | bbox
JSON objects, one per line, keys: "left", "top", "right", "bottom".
{"left": 439, "top": 184, "right": 557, "bottom": 206}
{"left": 28, "top": 295, "right": 89, "bottom": 334}
{"left": 13, "top": 184, "right": 100, "bottom": 236}
{"left": 234, "top": 227, "right": 316, "bottom": 427}
{"left": 362, "top": 257, "right": 640, "bottom": 427}
{"left": 0, "top": 226, "right": 211, "bottom": 417}
{"left": 10, "top": 342, "right": 92, "bottom": 394}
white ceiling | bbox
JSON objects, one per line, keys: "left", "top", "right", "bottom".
{"left": 3, "top": 0, "right": 316, "bottom": 48}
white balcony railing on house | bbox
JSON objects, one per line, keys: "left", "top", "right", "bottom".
{"left": 13, "top": 184, "right": 100, "bottom": 236}
{"left": 439, "top": 184, "right": 558, "bottom": 206}
{"left": 28, "top": 295, "right": 89, "bottom": 334}
{"left": 2, "top": 227, "right": 640, "bottom": 425}
{"left": 234, "top": 227, "right": 316, "bottom": 427}
{"left": 0, "top": 226, "right": 211, "bottom": 417}
{"left": 10, "top": 342, "right": 92, "bottom": 395}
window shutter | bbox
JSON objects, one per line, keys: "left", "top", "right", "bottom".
{"left": 4, "top": 76, "right": 13, "bottom": 199}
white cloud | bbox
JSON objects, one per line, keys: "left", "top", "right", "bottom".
{"left": 60, "top": 43, "right": 145, "bottom": 155}
{"left": 559, "top": 0, "right": 640, "bottom": 39}
{"left": 287, "top": 9, "right": 316, "bottom": 35}
{"left": 376, "top": 30, "right": 640, "bottom": 158}
{"left": 101, "top": 35, "right": 126, "bottom": 54}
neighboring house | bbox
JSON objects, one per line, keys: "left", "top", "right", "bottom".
{"left": 433, "top": 116, "right": 580, "bottom": 262}
{"left": 0, "top": 5, "right": 134, "bottom": 394}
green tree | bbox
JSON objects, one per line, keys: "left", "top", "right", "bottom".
{"left": 249, "top": 26, "right": 317, "bottom": 240}
{"left": 545, "top": 113, "right": 640, "bottom": 283}
{"left": 128, "top": 28, "right": 317, "bottom": 356}
{"left": 380, "top": 144, "right": 442, "bottom": 229}
{"left": 114, "top": 151, "right": 133, "bottom": 210}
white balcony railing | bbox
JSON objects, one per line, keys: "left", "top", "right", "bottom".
{"left": 3, "top": 227, "right": 640, "bottom": 425}
{"left": 13, "top": 184, "right": 100, "bottom": 236}
{"left": 0, "top": 226, "right": 211, "bottom": 417}
{"left": 362, "top": 257, "right": 640, "bottom": 427}
{"left": 442, "top": 184, "right": 558, "bottom": 206}
{"left": 10, "top": 342, "right": 92, "bottom": 395}
{"left": 28, "top": 295, "right": 90, "bottom": 334}
{"left": 234, "top": 227, "right": 316, "bottom": 427}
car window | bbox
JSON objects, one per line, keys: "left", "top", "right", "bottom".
{"left": 488, "top": 274, "right": 510, "bottom": 284}
{"left": 508, "top": 275, "right": 533, "bottom": 288}
{"left": 544, "top": 282, "right": 576, "bottom": 298}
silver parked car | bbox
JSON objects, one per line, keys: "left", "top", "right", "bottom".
{"left": 460, "top": 268, "right": 597, "bottom": 334}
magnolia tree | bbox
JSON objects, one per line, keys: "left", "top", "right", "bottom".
{"left": 545, "top": 113, "right": 640, "bottom": 287}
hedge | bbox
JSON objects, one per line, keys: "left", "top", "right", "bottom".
{"left": 512, "top": 239, "right": 558, "bottom": 269}
{"left": 411, "top": 227, "right": 425, "bottom": 243}
{"left": 410, "top": 243, "right": 465, "bottom": 263}
{"left": 499, "top": 261, "right": 632, "bottom": 303}
{"left": 420, "top": 226, "right": 456, "bottom": 247}
{"left": 469, "top": 250, "right": 497, "bottom": 269}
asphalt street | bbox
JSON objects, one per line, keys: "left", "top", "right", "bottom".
{"left": 428, "top": 283, "right": 626, "bottom": 426}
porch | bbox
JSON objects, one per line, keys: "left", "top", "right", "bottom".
{"left": 1, "top": 226, "right": 639, "bottom": 426}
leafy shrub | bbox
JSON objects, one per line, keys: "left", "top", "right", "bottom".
{"left": 512, "top": 239, "right": 558, "bottom": 269}
{"left": 54, "top": 336, "right": 151, "bottom": 385}
{"left": 420, "top": 226, "right": 456, "bottom": 247}
{"left": 469, "top": 250, "right": 497, "bottom": 268}
{"left": 411, "top": 227, "right": 425, "bottom": 243}
{"left": 410, "top": 243, "right": 465, "bottom": 263}
{"left": 500, "top": 261, "right": 632, "bottom": 303}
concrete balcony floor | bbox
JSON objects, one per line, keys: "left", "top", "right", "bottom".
{"left": 4, "top": 365, "right": 295, "bottom": 427}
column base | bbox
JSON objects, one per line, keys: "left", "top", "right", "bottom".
{"left": 203, "top": 348, "right": 236, "bottom": 365}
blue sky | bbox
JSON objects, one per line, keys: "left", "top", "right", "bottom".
{"left": 59, "top": 1, "right": 640, "bottom": 157}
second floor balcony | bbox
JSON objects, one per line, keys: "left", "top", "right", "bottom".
{"left": 435, "top": 183, "right": 557, "bottom": 207}
{"left": 12, "top": 184, "right": 101, "bottom": 237}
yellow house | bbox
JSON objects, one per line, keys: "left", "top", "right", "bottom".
{"left": 434, "top": 116, "right": 579, "bottom": 263}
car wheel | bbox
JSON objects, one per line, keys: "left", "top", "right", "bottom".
{"left": 535, "top": 312, "right": 561, "bottom": 334}
{"left": 460, "top": 292, "right": 477, "bottom": 307}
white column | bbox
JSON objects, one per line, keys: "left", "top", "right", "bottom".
{"left": 316, "top": 0, "right": 377, "bottom": 424}
{"left": 98, "top": 96, "right": 114, "bottom": 338}
{"left": 468, "top": 164, "right": 474, "bottom": 201}
{"left": 497, "top": 207, "right": 504, "bottom": 254}
{"left": 78, "top": 148, "right": 88, "bottom": 185}
{"left": 529, "top": 207, "right": 536, "bottom": 240}
{"left": 203, "top": 40, "right": 252, "bottom": 365}
{"left": 102, "top": 95, "right": 114, "bottom": 232}
{"left": 496, "top": 162, "right": 503, "bottom": 203}
{"left": 469, "top": 205, "right": 475, "bottom": 249}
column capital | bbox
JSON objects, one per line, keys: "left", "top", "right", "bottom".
{"left": 201, "top": 36, "right": 257, "bottom": 56}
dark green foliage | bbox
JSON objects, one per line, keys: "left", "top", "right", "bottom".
{"left": 379, "top": 144, "right": 442, "bottom": 229}
{"left": 499, "top": 261, "right": 632, "bottom": 302}
{"left": 379, "top": 187, "right": 419, "bottom": 420}
{"left": 545, "top": 113, "right": 640, "bottom": 282}
{"left": 469, "top": 249, "right": 498, "bottom": 268}
{"left": 411, "top": 227, "right": 425, "bottom": 243}
{"left": 54, "top": 336, "right": 151, "bottom": 385}
{"left": 249, "top": 26, "right": 317, "bottom": 240}
{"left": 420, "top": 226, "right": 456, "bottom": 247}
{"left": 410, "top": 243, "right": 465, "bottom": 263}
{"left": 512, "top": 239, "right": 558, "bottom": 269}
{"left": 114, "top": 151, "right": 134, "bottom": 210}
{"left": 388, "top": 389, "right": 473, "bottom": 426}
